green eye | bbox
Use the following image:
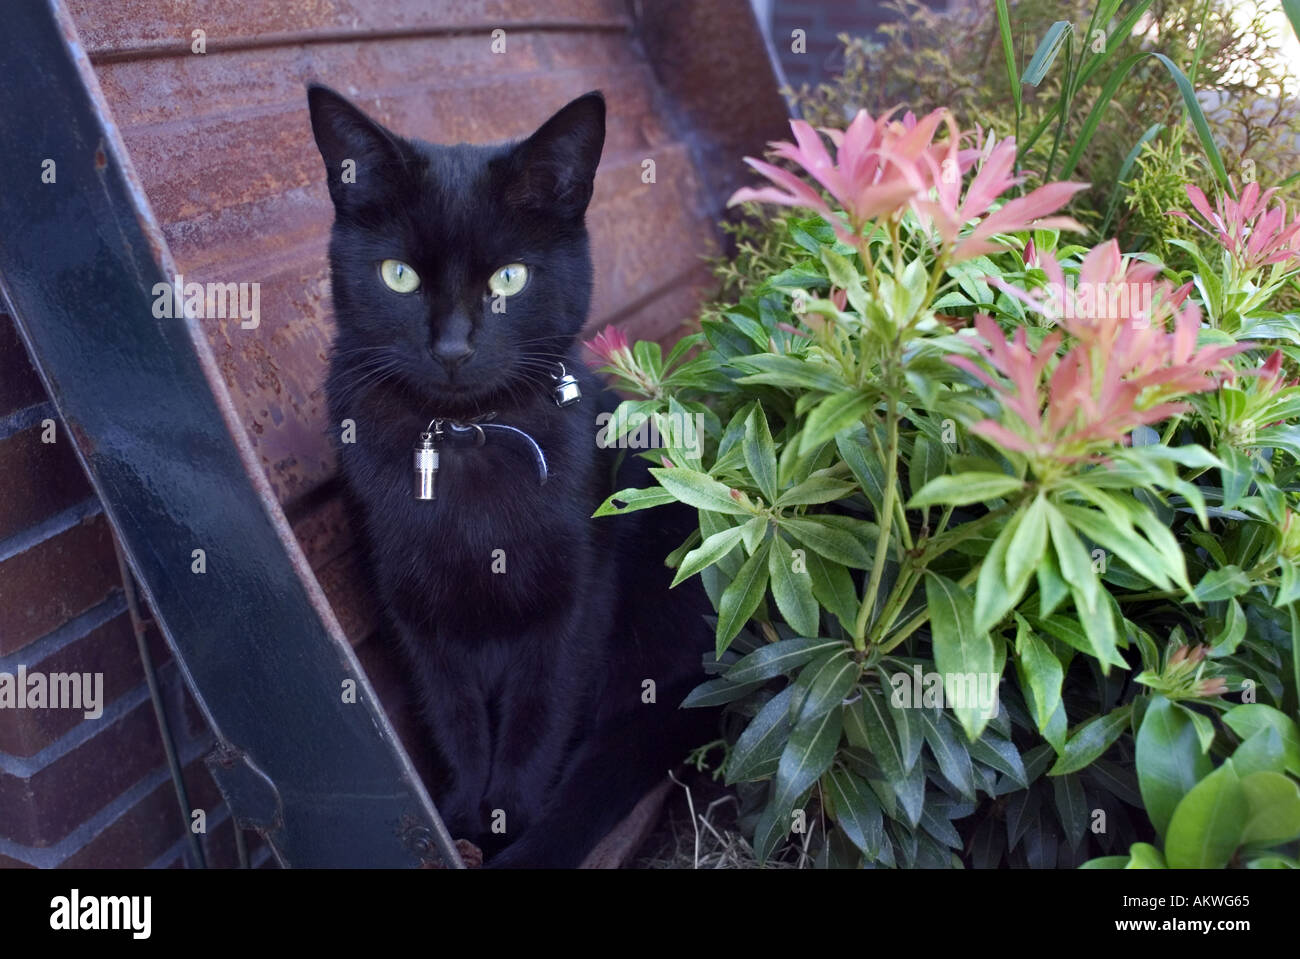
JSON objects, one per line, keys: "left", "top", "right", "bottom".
{"left": 488, "top": 263, "right": 528, "bottom": 297}
{"left": 380, "top": 259, "right": 420, "bottom": 293}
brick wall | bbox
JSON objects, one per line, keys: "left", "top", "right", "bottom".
{"left": 0, "top": 311, "right": 266, "bottom": 868}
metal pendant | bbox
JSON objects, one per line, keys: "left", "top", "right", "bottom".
{"left": 552, "top": 362, "right": 582, "bottom": 408}
{"left": 413, "top": 422, "right": 442, "bottom": 500}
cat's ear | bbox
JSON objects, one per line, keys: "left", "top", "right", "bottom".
{"left": 503, "top": 91, "right": 605, "bottom": 219}
{"left": 307, "top": 84, "right": 406, "bottom": 209}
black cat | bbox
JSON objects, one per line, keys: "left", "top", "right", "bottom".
{"left": 306, "top": 85, "right": 716, "bottom": 867}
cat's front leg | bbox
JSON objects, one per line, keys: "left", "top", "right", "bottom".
{"left": 481, "top": 636, "right": 590, "bottom": 852}
{"left": 402, "top": 636, "right": 494, "bottom": 843}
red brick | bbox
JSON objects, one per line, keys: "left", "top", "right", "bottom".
{"left": 0, "top": 613, "right": 170, "bottom": 757}
{"left": 0, "top": 696, "right": 168, "bottom": 847}
{"left": 0, "top": 514, "right": 122, "bottom": 656}
{"left": 0, "top": 424, "right": 93, "bottom": 543}
{"left": 59, "top": 756, "right": 223, "bottom": 868}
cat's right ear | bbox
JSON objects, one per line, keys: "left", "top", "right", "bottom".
{"left": 307, "top": 84, "right": 405, "bottom": 210}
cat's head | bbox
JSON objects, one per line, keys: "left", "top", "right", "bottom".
{"left": 307, "top": 85, "right": 605, "bottom": 416}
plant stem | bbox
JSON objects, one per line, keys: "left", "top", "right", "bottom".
{"left": 854, "top": 381, "right": 901, "bottom": 649}
{"left": 877, "top": 562, "right": 982, "bottom": 654}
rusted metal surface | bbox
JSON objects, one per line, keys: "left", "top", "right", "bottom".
{"left": 67, "top": 0, "right": 786, "bottom": 534}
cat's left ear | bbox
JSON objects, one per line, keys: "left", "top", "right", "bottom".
{"left": 503, "top": 91, "right": 605, "bottom": 219}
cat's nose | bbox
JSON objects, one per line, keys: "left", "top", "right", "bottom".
{"left": 431, "top": 342, "right": 475, "bottom": 374}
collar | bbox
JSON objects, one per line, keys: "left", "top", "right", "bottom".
{"left": 410, "top": 361, "right": 581, "bottom": 501}
{"left": 413, "top": 415, "right": 549, "bottom": 501}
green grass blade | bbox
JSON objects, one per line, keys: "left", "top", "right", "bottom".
{"left": 1285, "top": 0, "right": 1300, "bottom": 44}
{"left": 995, "top": 0, "right": 1022, "bottom": 112}
{"left": 1152, "top": 52, "right": 1233, "bottom": 196}
{"left": 1059, "top": 51, "right": 1146, "bottom": 178}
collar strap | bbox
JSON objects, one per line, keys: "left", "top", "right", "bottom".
{"left": 413, "top": 418, "right": 548, "bottom": 501}
{"left": 443, "top": 420, "right": 549, "bottom": 484}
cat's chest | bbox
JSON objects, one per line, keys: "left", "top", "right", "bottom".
{"left": 349, "top": 431, "right": 602, "bottom": 632}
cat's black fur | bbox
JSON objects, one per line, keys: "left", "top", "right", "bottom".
{"left": 307, "top": 85, "right": 716, "bottom": 867}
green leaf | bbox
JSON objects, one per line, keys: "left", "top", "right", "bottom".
{"left": 1006, "top": 494, "right": 1049, "bottom": 593}
{"left": 921, "top": 709, "right": 976, "bottom": 799}
{"left": 1014, "top": 614, "right": 1064, "bottom": 735}
{"left": 835, "top": 426, "right": 886, "bottom": 514}
{"left": 882, "top": 680, "right": 924, "bottom": 773}
{"left": 1125, "top": 842, "right": 1168, "bottom": 869}
{"left": 1055, "top": 501, "right": 1178, "bottom": 591}
{"left": 826, "top": 767, "right": 884, "bottom": 858}
{"left": 671, "top": 523, "right": 747, "bottom": 587}
{"left": 926, "top": 573, "right": 997, "bottom": 740}
{"left": 1053, "top": 773, "right": 1088, "bottom": 849}
{"left": 1175, "top": 703, "right": 1217, "bottom": 755}
{"left": 1284, "top": 0, "right": 1300, "bottom": 45}
{"left": 970, "top": 733, "right": 1027, "bottom": 788}
{"left": 1239, "top": 771, "right": 1300, "bottom": 845}
{"left": 1223, "top": 704, "right": 1300, "bottom": 777}
{"left": 909, "top": 435, "right": 946, "bottom": 503}
{"left": 789, "top": 648, "right": 859, "bottom": 724}
{"left": 593, "top": 485, "right": 677, "bottom": 517}
{"left": 1165, "top": 760, "right": 1246, "bottom": 868}
{"left": 1080, "top": 855, "right": 1132, "bottom": 869}
{"left": 907, "top": 472, "right": 1025, "bottom": 509}
{"left": 1046, "top": 501, "right": 1101, "bottom": 616}
{"left": 679, "top": 676, "right": 767, "bottom": 708}
{"left": 1209, "top": 597, "right": 1247, "bottom": 658}
{"left": 1135, "top": 695, "right": 1213, "bottom": 838}
{"left": 726, "top": 686, "right": 795, "bottom": 784}
{"left": 800, "top": 390, "right": 875, "bottom": 454}
{"left": 1232, "top": 726, "right": 1287, "bottom": 778}
{"left": 894, "top": 754, "right": 926, "bottom": 827}
{"left": 1151, "top": 52, "right": 1233, "bottom": 194}
{"left": 777, "top": 516, "right": 875, "bottom": 568}
{"left": 1049, "top": 705, "right": 1132, "bottom": 776}
{"left": 974, "top": 509, "right": 1032, "bottom": 632}
{"left": 820, "top": 246, "right": 860, "bottom": 291}
{"left": 755, "top": 706, "right": 844, "bottom": 861}
{"left": 774, "top": 469, "right": 858, "bottom": 507}
{"left": 734, "top": 353, "right": 848, "bottom": 393}
{"left": 768, "top": 533, "right": 820, "bottom": 637}
{"left": 994, "top": 0, "right": 1021, "bottom": 111}
{"left": 1021, "top": 21, "right": 1072, "bottom": 86}
{"left": 715, "top": 540, "right": 771, "bottom": 657}
{"left": 804, "top": 551, "right": 858, "bottom": 631}
{"left": 1059, "top": 52, "right": 1147, "bottom": 178}
{"left": 849, "top": 689, "right": 906, "bottom": 780}
{"left": 1035, "top": 549, "right": 1069, "bottom": 617}
{"left": 650, "top": 467, "right": 751, "bottom": 516}
{"left": 1192, "top": 565, "right": 1253, "bottom": 603}
{"left": 725, "top": 637, "right": 845, "bottom": 685}
{"left": 743, "top": 406, "right": 779, "bottom": 502}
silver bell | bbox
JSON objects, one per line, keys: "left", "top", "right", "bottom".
{"left": 552, "top": 363, "right": 582, "bottom": 408}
